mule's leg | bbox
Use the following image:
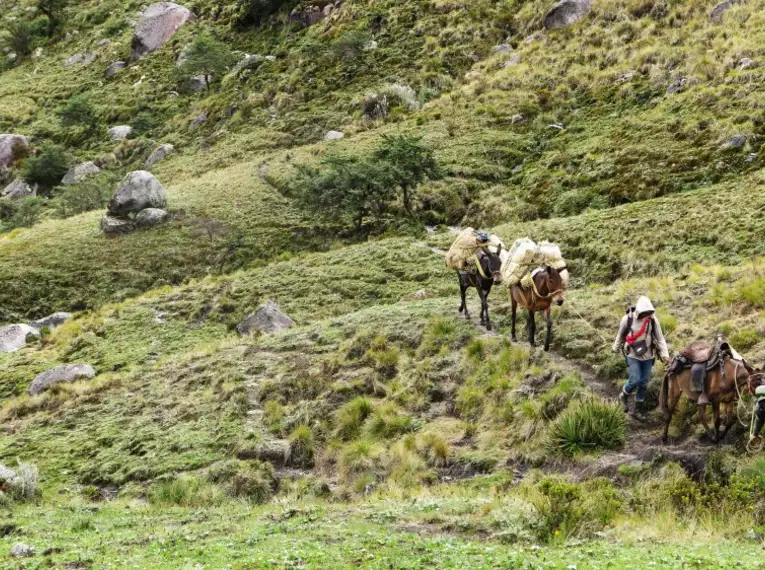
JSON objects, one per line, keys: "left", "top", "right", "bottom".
{"left": 476, "top": 285, "right": 487, "bottom": 327}
{"left": 481, "top": 287, "right": 492, "bottom": 331}
{"left": 698, "top": 404, "right": 715, "bottom": 442}
{"left": 511, "top": 297, "right": 518, "bottom": 342}
{"left": 528, "top": 311, "right": 536, "bottom": 347}
{"left": 662, "top": 382, "right": 677, "bottom": 444}
{"left": 459, "top": 277, "right": 471, "bottom": 320}
{"left": 458, "top": 275, "right": 465, "bottom": 314}
{"left": 720, "top": 403, "right": 736, "bottom": 441}
{"left": 543, "top": 307, "right": 552, "bottom": 352}
{"left": 712, "top": 403, "right": 722, "bottom": 444}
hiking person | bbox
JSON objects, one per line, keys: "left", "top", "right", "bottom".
{"left": 612, "top": 296, "right": 670, "bottom": 420}
{"left": 749, "top": 385, "right": 765, "bottom": 447}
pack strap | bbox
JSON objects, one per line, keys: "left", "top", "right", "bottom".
{"left": 472, "top": 253, "right": 489, "bottom": 280}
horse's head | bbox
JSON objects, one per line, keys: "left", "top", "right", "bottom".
{"left": 544, "top": 265, "right": 567, "bottom": 306}
{"left": 748, "top": 364, "right": 765, "bottom": 396}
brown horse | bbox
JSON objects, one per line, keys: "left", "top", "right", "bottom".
{"left": 659, "top": 351, "right": 760, "bottom": 443}
{"left": 510, "top": 266, "right": 568, "bottom": 351}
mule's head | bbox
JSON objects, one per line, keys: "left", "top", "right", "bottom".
{"left": 486, "top": 245, "right": 503, "bottom": 284}
{"left": 748, "top": 365, "right": 765, "bottom": 396}
{"left": 545, "top": 266, "right": 567, "bottom": 306}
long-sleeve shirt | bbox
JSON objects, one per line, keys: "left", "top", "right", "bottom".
{"left": 612, "top": 315, "right": 670, "bottom": 362}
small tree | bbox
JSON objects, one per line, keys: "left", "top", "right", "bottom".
{"left": 38, "top": 0, "right": 67, "bottom": 37}
{"left": 290, "top": 154, "right": 395, "bottom": 233}
{"left": 6, "top": 21, "right": 34, "bottom": 57}
{"left": 233, "top": 0, "right": 299, "bottom": 27}
{"left": 176, "top": 32, "right": 235, "bottom": 91}
{"left": 23, "top": 144, "right": 72, "bottom": 194}
{"left": 57, "top": 94, "right": 97, "bottom": 129}
{"left": 373, "top": 134, "right": 441, "bottom": 214}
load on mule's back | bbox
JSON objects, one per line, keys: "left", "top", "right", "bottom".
{"left": 503, "top": 238, "right": 569, "bottom": 351}
{"left": 446, "top": 228, "right": 504, "bottom": 330}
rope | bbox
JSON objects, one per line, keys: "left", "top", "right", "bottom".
{"left": 472, "top": 253, "right": 489, "bottom": 280}
{"left": 747, "top": 411, "right": 764, "bottom": 454}
{"left": 563, "top": 299, "right": 613, "bottom": 350}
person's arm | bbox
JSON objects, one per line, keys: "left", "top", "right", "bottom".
{"left": 612, "top": 315, "right": 628, "bottom": 354}
{"left": 652, "top": 317, "right": 670, "bottom": 362}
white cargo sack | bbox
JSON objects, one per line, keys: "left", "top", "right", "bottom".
{"left": 501, "top": 238, "right": 539, "bottom": 286}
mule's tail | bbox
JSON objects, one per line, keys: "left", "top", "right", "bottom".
{"left": 659, "top": 371, "right": 670, "bottom": 417}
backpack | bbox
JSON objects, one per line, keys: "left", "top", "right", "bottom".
{"left": 622, "top": 307, "right": 657, "bottom": 358}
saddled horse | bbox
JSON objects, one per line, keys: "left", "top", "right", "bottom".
{"left": 659, "top": 341, "right": 763, "bottom": 443}
{"left": 457, "top": 247, "right": 503, "bottom": 331}
{"left": 510, "top": 266, "right": 568, "bottom": 351}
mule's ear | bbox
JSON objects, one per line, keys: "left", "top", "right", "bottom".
{"left": 546, "top": 266, "right": 552, "bottom": 274}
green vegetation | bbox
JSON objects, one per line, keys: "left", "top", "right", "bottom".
{"left": 547, "top": 400, "right": 627, "bottom": 456}
{"left": 175, "top": 31, "right": 236, "bottom": 91}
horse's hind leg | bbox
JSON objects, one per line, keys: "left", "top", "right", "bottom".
{"left": 698, "top": 404, "right": 715, "bottom": 442}
{"left": 720, "top": 403, "right": 735, "bottom": 441}
{"left": 480, "top": 287, "right": 492, "bottom": 331}
{"left": 458, "top": 277, "right": 470, "bottom": 319}
{"left": 477, "top": 286, "right": 487, "bottom": 327}
{"left": 543, "top": 307, "right": 552, "bottom": 352}
{"left": 713, "top": 403, "right": 722, "bottom": 444}
{"left": 662, "top": 382, "right": 677, "bottom": 444}
{"left": 511, "top": 297, "right": 518, "bottom": 342}
{"left": 527, "top": 311, "right": 536, "bottom": 347}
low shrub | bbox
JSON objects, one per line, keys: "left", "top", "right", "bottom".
{"left": 23, "top": 144, "right": 72, "bottom": 194}
{"left": 338, "top": 439, "right": 382, "bottom": 480}
{"left": 730, "top": 328, "right": 760, "bottom": 351}
{"left": 53, "top": 172, "right": 119, "bottom": 218}
{"left": 547, "top": 400, "right": 627, "bottom": 456}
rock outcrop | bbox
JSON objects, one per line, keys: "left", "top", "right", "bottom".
{"left": 28, "top": 364, "right": 97, "bottom": 395}
{"left": 145, "top": 143, "right": 174, "bottom": 166}
{"left": 543, "top": 0, "right": 592, "bottom": 29}
{"left": 1, "top": 178, "right": 35, "bottom": 200}
{"left": 0, "top": 134, "right": 29, "bottom": 167}
{"left": 324, "top": 130, "right": 345, "bottom": 141}
{"left": 61, "top": 162, "right": 101, "bottom": 185}
{"left": 107, "top": 171, "right": 168, "bottom": 216}
{"left": 30, "top": 312, "right": 72, "bottom": 331}
{"left": 710, "top": 0, "right": 743, "bottom": 23}
{"left": 236, "top": 300, "right": 295, "bottom": 335}
{"left": 101, "top": 213, "right": 136, "bottom": 235}
{"left": 0, "top": 324, "right": 39, "bottom": 353}
{"left": 10, "top": 543, "right": 35, "bottom": 558}
{"left": 135, "top": 207, "right": 168, "bottom": 228}
{"left": 131, "top": 2, "right": 195, "bottom": 59}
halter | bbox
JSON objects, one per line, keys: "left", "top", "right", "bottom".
{"left": 529, "top": 269, "right": 564, "bottom": 304}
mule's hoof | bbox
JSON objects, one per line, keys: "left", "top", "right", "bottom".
{"left": 661, "top": 436, "right": 669, "bottom": 445}
{"left": 486, "top": 325, "right": 492, "bottom": 331}
{"left": 511, "top": 336, "right": 517, "bottom": 342}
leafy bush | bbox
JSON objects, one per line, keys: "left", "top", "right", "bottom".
{"left": 330, "top": 31, "right": 369, "bottom": 62}
{"left": 730, "top": 328, "right": 760, "bottom": 351}
{"left": 419, "top": 433, "right": 451, "bottom": 467}
{"left": 740, "top": 278, "right": 765, "bottom": 309}
{"left": 23, "top": 144, "right": 72, "bottom": 193}
{"left": 57, "top": 94, "right": 97, "bottom": 128}
{"left": 54, "top": 172, "right": 118, "bottom": 218}
{"left": 547, "top": 400, "right": 627, "bottom": 456}
{"left": 0, "top": 197, "right": 44, "bottom": 232}
{"left": 373, "top": 134, "right": 441, "bottom": 213}
{"left": 38, "top": 0, "right": 67, "bottom": 36}
{"left": 5, "top": 21, "right": 34, "bottom": 57}
{"left": 233, "top": 0, "right": 298, "bottom": 27}
{"left": 176, "top": 31, "right": 235, "bottom": 91}
{"left": 338, "top": 439, "right": 381, "bottom": 480}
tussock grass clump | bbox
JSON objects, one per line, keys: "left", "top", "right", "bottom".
{"left": 148, "top": 475, "right": 227, "bottom": 507}
{"left": 207, "top": 459, "right": 278, "bottom": 504}
{"left": 289, "top": 424, "right": 315, "bottom": 468}
{"left": 547, "top": 400, "right": 627, "bottom": 456}
{"left": 335, "top": 397, "right": 374, "bottom": 440}
{"left": 364, "top": 402, "right": 412, "bottom": 439}
{"left": 338, "top": 439, "right": 382, "bottom": 481}
{"left": 418, "top": 433, "right": 451, "bottom": 467}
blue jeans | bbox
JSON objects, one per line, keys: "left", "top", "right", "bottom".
{"left": 624, "top": 357, "right": 653, "bottom": 403}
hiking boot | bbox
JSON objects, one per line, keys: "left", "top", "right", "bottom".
{"left": 618, "top": 391, "right": 630, "bottom": 413}
{"left": 633, "top": 401, "right": 647, "bottom": 422}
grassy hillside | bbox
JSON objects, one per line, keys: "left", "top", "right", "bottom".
{"left": 3, "top": 0, "right": 765, "bottom": 565}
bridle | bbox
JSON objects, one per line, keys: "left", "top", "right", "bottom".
{"left": 529, "top": 266, "right": 565, "bottom": 303}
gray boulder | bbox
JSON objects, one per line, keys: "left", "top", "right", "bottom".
{"left": 131, "top": 2, "right": 195, "bottom": 59}
{"left": 108, "top": 125, "right": 134, "bottom": 141}
{"left": 190, "top": 112, "right": 208, "bottom": 127}
{"left": 30, "top": 312, "right": 72, "bottom": 331}
{"left": 82, "top": 52, "right": 98, "bottom": 67}
{"left": 101, "top": 213, "right": 136, "bottom": 235}
{"left": 503, "top": 54, "right": 521, "bottom": 68}
{"left": 0, "top": 465, "right": 19, "bottom": 486}
{"left": 28, "top": 364, "right": 97, "bottom": 395}
{"left": 10, "top": 543, "right": 35, "bottom": 558}
{"left": 237, "top": 300, "right": 295, "bottom": 335}
{"left": 739, "top": 57, "right": 754, "bottom": 70}
{"left": 61, "top": 161, "right": 101, "bottom": 185}
{"left": 189, "top": 74, "right": 210, "bottom": 92}
{"left": 105, "top": 61, "right": 127, "bottom": 77}
{"left": 721, "top": 134, "right": 747, "bottom": 150}
{"left": 145, "top": 143, "right": 174, "bottom": 166}
{"left": 710, "top": 0, "right": 742, "bottom": 23}
{"left": 324, "top": 130, "right": 345, "bottom": 141}
{"left": 1, "top": 178, "right": 35, "bottom": 200}
{"left": 64, "top": 53, "right": 84, "bottom": 67}
{"left": 0, "top": 324, "right": 39, "bottom": 353}
{"left": 543, "top": 0, "right": 592, "bottom": 29}
{"left": 135, "top": 207, "right": 168, "bottom": 228}
{"left": 0, "top": 134, "right": 29, "bottom": 167}
{"left": 108, "top": 171, "right": 168, "bottom": 216}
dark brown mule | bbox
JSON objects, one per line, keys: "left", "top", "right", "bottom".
{"left": 510, "top": 266, "right": 567, "bottom": 351}
{"left": 457, "top": 248, "right": 503, "bottom": 330}
{"left": 659, "top": 349, "right": 759, "bottom": 443}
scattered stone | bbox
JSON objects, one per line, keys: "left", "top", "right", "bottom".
{"left": 135, "top": 207, "right": 168, "bottom": 228}
{"left": 0, "top": 465, "right": 18, "bottom": 485}
{"left": 411, "top": 290, "right": 428, "bottom": 300}
{"left": 0, "top": 134, "right": 29, "bottom": 167}
{"left": 10, "top": 543, "right": 35, "bottom": 558}
{"left": 236, "top": 300, "right": 295, "bottom": 336}
{"left": 746, "top": 152, "right": 757, "bottom": 162}
{"left": 189, "top": 74, "right": 210, "bottom": 92}
{"left": 511, "top": 113, "right": 524, "bottom": 124}
{"left": 28, "top": 364, "right": 97, "bottom": 395}
{"left": 32, "top": 47, "right": 44, "bottom": 59}
{"left": 503, "top": 54, "right": 521, "bottom": 68}
{"left": 107, "top": 125, "right": 134, "bottom": 141}
{"left": 190, "top": 112, "right": 208, "bottom": 127}
{"left": 493, "top": 43, "right": 512, "bottom": 54}
{"left": 105, "top": 61, "right": 127, "bottom": 77}
{"left": 738, "top": 57, "right": 754, "bottom": 70}
{"left": 512, "top": 164, "right": 523, "bottom": 173}
{"left": 1, "top": 178, "right": 35, "bottom": 200}
{"left": 710, "top": 0, "right": 742, "bottom": 23}
{"left": 324, "top": 130, "right": 345, "bottom": 141}
{"left": 721, "top": 134, "right": 747, "bottom": 150}
{"left": 0, "top": 324, "right": 40, "bottom": 353}
{"left": 425, "top": 225, "right": 437, "bottom": 233}
{"left": 101, "top": 213, "right": 136, "bottom": 235}
{"left": 543, "top": 0, "right": 592, "bottom": 30}
{"left": 265, "top": 55, "right": 276, "bottom": 62}
{"left": 64, "top": 53, "right": 84, "bottom": 67}
{"left": 82, "top": 52, "right": 98, "bottom": 66}
{"left": 97, "top": 38, "right": 111, "bottom": 47}
{"left": 616, "top": 70, "right": 635, "bottom": 83}
{"left": 30, "top": 312, "right": 72, "bottom": 332}
{"left": 108, "top": 171, "right": 168, "bottom": 216}
{"left": 61, "top": 161, "right": 101, "bottom": 185}
{"left": 7, "top": 52, "right": 17, "bottom": 63}
{"left": 145, "top": 143, "right": 175, "bottom": 166}
{"left": 289, "top": 4, "right": 327, "bottom": 26}
{"left": 364, "top": 40, "right": 379, "bottom": 51}
{"left": 666, "top": 77, "right": 686, "bottom": 95}
{"left": 131, "top": 2, "right": 196, "bottom": 59}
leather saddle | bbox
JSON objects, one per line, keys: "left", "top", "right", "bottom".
{"left": 670, "top": 340, "right": 731, "bottom": 393}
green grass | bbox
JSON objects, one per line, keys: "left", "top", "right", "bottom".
{"left": 547, "top": 400, "right": 628, "bottom": 456}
